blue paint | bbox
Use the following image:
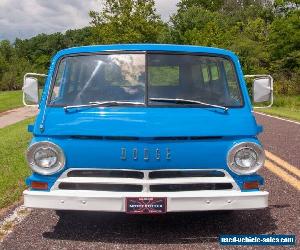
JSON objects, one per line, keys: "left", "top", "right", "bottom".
{"left": 26, "top": 44, "right": 264, "bottom": 192}
{"left": 27, "top": 124, "right": 34, "bottom": 132}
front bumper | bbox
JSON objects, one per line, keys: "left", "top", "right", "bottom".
{"left": 23, "top": 189, "right": 268, "bottom": 212}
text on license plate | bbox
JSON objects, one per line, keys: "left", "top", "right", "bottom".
{"left": 125, "top": 197, "right": 167, "bottom": 214}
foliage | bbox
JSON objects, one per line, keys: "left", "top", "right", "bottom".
{"left": 177, "top": 0, "right": 225, "bottom": 12}
{"left": 258, "top": 95, "right": 300, "bottom": 122}
{"left": 88, "top": 0, "right": 166, "bottom": 44}
{"left": 168, "top": 1, "right": 298, "bottom": 94}
{"left": 272, "top": 95, "right": 300, "bottom": 109}
{"left": 0, "top": 0, "right": 299, "bottom": 95}
{"left": 268, "top": 10, "right": 300, "bottom": 94}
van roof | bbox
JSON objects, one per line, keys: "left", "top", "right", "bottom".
{"left": 53, "top": 44, "right": 238, "bottom": 60}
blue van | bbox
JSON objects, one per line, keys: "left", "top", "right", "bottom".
{"left": 22, "top": 44, "right": 273, "bottom": 214}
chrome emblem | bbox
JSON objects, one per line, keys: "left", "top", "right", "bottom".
{"left": 133, "top": 148, "right": 138, "bottom": 160}
{"left": 121, "top": 148, "right": 126, "bottom": 160}
{"left": 156, "top": 148, "right": 160, "bottom": 160}
{"left": 121, "top": 148, "right": 171, "bottom": 161}
{"left": 166, "top": 148, "right": 171, "bottom": 160}
{"left": 144, "top": 148, "right": 149, "bottom": 161}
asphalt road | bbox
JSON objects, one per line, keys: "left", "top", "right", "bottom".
{"left": 1, "top": 112, "right": 299, "bottom": 250}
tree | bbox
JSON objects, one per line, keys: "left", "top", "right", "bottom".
{"left": 0, "top": 0, "right": 299, "bottom": 95}
{"left": 0, "top": 57, "right": 34, "bottom": 91}
{"left": 0, "top": 28, "right": 97, "bottom": 91}
{"left": 88, "top": 0, "right": 166, "bottom": 44}
{"left": 169, "top": 0, "right": 274, "bottom": 85}
{"left": 0, "top": 40, "right": 14, "bottom": 62}
{"left": 64, "top": 27, "right": 93, "bottom": 47}
{"left": 177, "top": 0, "right": 225, "bottom": 12}
{"left": 268, "top": 10, "right": 300, "bottom": 94}
{"left": 269, "top": 10, "right": 300, "bottom": 60}
{"left": 169, "top": 6, "right": 230, "bottom": 45}
{"left": 15, "top": 33, "right": 67, "bottom": 70}
{"left": 274, "top": 0, "right": 300, "bottom": 14}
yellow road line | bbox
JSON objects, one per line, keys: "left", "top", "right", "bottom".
{"left": 265, "top": 160, "right": 300, "bottom": 191}
{"left": 265, "top": 150, "right": 300, "bottom": 178}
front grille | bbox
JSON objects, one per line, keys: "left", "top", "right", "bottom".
{"left": 149, "top": 170, "right": 225, "bottom": 179}
{"left": 55, "top": 169, "right": 236, "bottom": 192}
{"left": 150, "top": 183, "right": 233, "bottom": 192}
{"left": 58, "top": 183, "right": 143, "bottom": 192}
{"left": 67, "top": 169, "right": 144, "bottom": 179}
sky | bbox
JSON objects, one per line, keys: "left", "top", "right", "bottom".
{"left": 0, "top": 0, "right": 179, "bottom": 42}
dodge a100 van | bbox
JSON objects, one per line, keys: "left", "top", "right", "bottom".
{"left": 22, "top": 44, "right": 273, "bottom": 214}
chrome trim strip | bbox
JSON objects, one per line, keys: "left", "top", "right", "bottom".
{"left": 51, "top": 168, "right": 240, "bottom": 191}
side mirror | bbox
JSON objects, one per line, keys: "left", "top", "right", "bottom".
{"left": 23, "top": 77, "right": 39, "bottom": 105}
{"left": 245, "top": 75, "right": 273, "bottom": 108}
{"left": 22, "top": 73, "right": 47, "bottom": 107}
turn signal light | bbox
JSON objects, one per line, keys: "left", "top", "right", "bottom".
{"left": 31, "top": 181, "right": 48, "bottom": 190}
{"left": 243, "top": 181, "right": 259, "bottom": 190}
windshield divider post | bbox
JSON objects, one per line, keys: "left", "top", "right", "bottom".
{"left": 145, "top": 51, "right": 149, "bottom": 107}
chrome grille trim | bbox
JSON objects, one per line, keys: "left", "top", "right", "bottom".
{"left": 67, "top": 169, "right": 144, "bottom": 179}
{"left": 52, "top": 169, "right": 239, "bottom": 192}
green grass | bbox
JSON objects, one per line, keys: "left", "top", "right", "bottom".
{"left": 272, "top": 95, "right": 300, "bottom": 109}
{"left": 257, "top": 107, "right": 300, "bottom": 122}
{"left": 0, "top": 118, "right": 33, "bottom": 209}
{"left": 0, "top": 90, "right": 23, "bottom": 113}
{"left": 256, "top": 95, "right": 300, "bottom": 122}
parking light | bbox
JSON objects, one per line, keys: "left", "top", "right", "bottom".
{"left": 31, "top": 181, "right": 48, "bottom": 190}
{"left": 243, "top": 181, "right": 259, "bottom": 190}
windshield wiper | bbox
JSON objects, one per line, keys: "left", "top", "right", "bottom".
{"left": 64, "top": 101, "right": 144, "bottom": 112}
{"left": 149, "top": 98, "right": 228, "bottom": 112}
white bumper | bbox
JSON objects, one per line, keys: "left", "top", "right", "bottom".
{"left": 23, "top": 189, "right": 268, "bottom": 212}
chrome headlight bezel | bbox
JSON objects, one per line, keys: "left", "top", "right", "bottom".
{"left": 26, "top": 141, "right": 66, "bottom": 175}
{"left": 227, "top": 142, "right": 265, "bottom": 175}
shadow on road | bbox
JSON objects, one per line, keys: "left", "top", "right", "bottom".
{"left": 43, "top": 208, "right": 277, "bottom": 244}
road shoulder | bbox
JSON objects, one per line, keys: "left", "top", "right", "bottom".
{"left": 0, "top": 107, "right": 38, "bottom": 129}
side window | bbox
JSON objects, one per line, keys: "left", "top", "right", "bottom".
{"left": 201, "top": 62, "right": 220, "bottom": 83}
{"left": 224, "top": 60, "right": 236, "bottom": 82}
{"left": 223, "top": 60, "right": 240, "bottom": 100}
{"left": 148, "top": 66, "right": 179, "bottom": 86}
{"left": 210, "top": 63, "right": 219, "bottom": 81}
{"left": 50, "top": 59, "right": 67, "bottom": 103}
{"left": 201, "top": 65, "right": 210, "bottom": 83}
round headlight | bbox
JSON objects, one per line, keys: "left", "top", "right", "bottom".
{"left": 227, "top": 142, "right": 265, "bottom": 175}
{"left": 27, "top": 141, "right": 65, "bottom": 175}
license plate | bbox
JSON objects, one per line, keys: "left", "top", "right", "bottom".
{"left": 125, "top": 197, "right": 167, "bottom": 214}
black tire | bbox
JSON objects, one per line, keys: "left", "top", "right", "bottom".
{"left": 55, "top": 210, "right": 73, "bottom": 217}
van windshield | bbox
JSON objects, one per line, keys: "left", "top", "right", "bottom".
{"left": 49, "top": 53, "right": 243, "bottom": 107}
